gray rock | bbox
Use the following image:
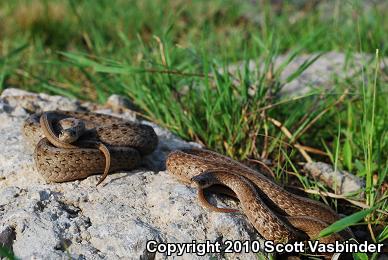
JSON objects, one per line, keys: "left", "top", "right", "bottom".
{"left": 106, "top": 94, "right": 137, "bottom": 112}
{"left": 0, "top": 88, "right": 261, "bottom": 259}
{"left": 0, "top": 225, "right": 16, "bottom": 254}
{"left": 1, "top": 88, "right": 81, "bottom": 113}
{"left": 304, "top": 162, "right": 365, "bottom": 198}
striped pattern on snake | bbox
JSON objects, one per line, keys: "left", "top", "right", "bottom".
{"left": 23, "top": 111, "right": 158, "bottom": 183}
{"left": 166, "top": 148, "right": 352, "bottom": 243}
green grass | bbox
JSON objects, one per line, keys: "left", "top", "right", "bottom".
{"left": 0, "top": 246, "right": 18, "bottom": 260}
{"left": 0, "top": 0, "right": 387, "bottom": 258}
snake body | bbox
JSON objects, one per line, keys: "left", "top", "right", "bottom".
{"left": 23, "top": 111, "right": 158, "bottom": 183}
{"left": 167, "top": 149, "right": 350, "bottom": 243}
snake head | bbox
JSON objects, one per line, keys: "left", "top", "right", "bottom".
{"left": 59, "top": 129, "right": 79, "bottom": 143}
{"left": 191, "top": 174, "right": 213, "bottom": 189}
{"left": 58, "top": 118, "right": 86, "bottom": 143}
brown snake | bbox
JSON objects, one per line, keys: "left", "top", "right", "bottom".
{"left": 167, "top": 149, "right": 353, "bottom": 243}
{"left": 23, "top": 111, "right": 158, "bottom": 184}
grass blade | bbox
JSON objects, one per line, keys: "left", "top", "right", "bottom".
{"left": 319, "top": 206, "right": 377, "bottom": 238}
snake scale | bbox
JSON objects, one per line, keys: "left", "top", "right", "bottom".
{"left": 167, "top": 149, "right": 352, "bottom": 243}
{"left": 23, "top": 110, "right": 158, "bottom": 184}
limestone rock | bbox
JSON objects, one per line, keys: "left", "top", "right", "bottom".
{"left": 304, "top": 162, "right": 365, "bottom": 198}
{"left": 0, "top": 225, "right": 16, "bottom": 254}
{"left": 106, "top": 94, "right": 137, "bottom": 112}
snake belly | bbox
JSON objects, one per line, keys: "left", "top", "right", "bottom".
{"left": 166, "top": 148, "right": 349, "bottom": 243}
{"left": 23, "top": 111, "right": 158, "bottom": 182}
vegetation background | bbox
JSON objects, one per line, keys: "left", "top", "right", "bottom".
{"left": 0, "top": 0, "right": 386, "bottom": 259}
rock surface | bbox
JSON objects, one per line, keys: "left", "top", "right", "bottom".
{"left": 0, "top": 88, "right": 262, "bottom": 259}
{"left": 304, "top": 162, "right": 365, "bottom": 198}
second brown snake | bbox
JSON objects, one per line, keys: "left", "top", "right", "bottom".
{"left": 167, "top": 149, "right": 353, "bottom": 243}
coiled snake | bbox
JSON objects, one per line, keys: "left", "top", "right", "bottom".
{"left": 167, "top": 149, "right": 353, "bottom": 243}
{"left": 23, "top": 111, "right": 158, "bottom": 185}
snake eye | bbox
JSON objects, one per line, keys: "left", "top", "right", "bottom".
{"left": 59, "top": 131, "right": 66, "bottom": 138}
{"left": 59, "top": 129, "right": 77, "bottom": 143}
{"left": 191, "top": 175, "right": 208, "bottom": 187}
